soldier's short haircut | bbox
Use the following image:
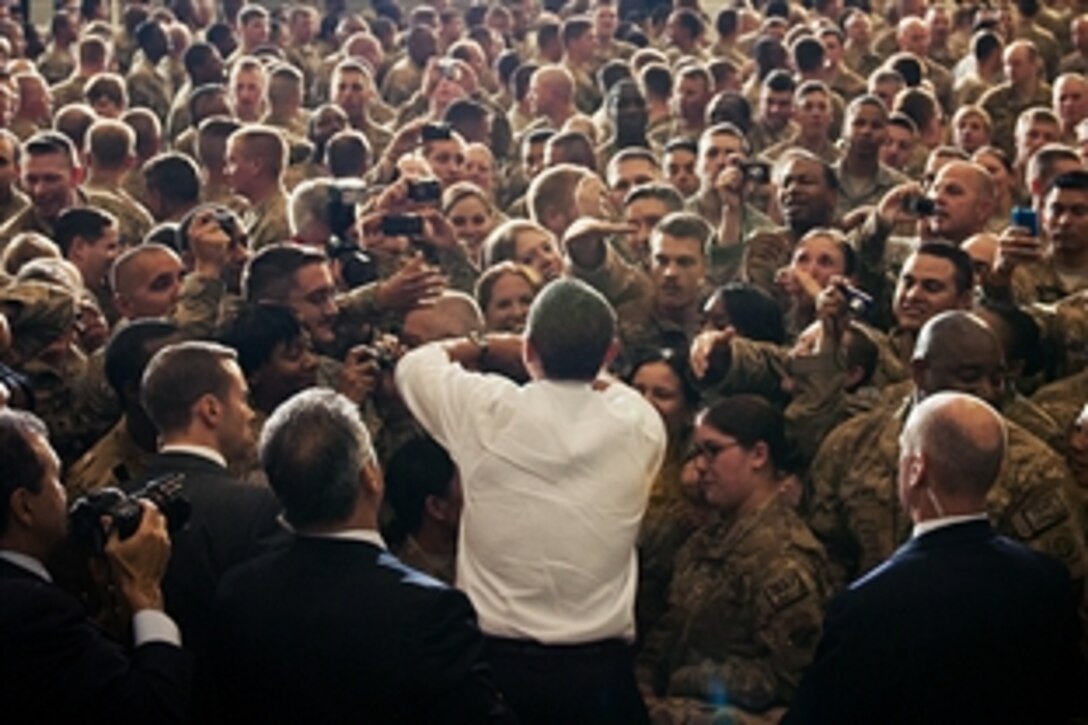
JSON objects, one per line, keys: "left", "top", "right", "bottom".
{"left": 183, "top": 42, "right": 218, "bottom": 78}
{"left": 624, "top": 182, "right": 684, "bottom": 211}
{"left": 196, "top": 115, "right": 242, "bottom": 167}
{"left": 85, "top": 119, "right": 134, "bottom": 168}
{"left": 144, "top": 152, "right": 200, "bottom": 205}
{"left": 121, "top": 108, "right": 162, "bottom": 159}
{"left": 889, "top": 111, "right": 919, "bottom": 136}
{"left": 527, "top": 278, "right": 616, "bottom": 381}
{"left": 544, "top": 131, "right": 596, "bottom": 172}
{"left": 141, "top": 340, "right": 238, "bottom": 436}
{"left": 512, "top": 63, "right": 539, "bottom": 102}
{"left": 887, "top": 53, "right": 924, "bottom": 87}
{"left": 77, "top": 35, "right": 109, "bottom": 67}
{"left": 243, "top": 243, "right": 328, "bottom": 303}
{"left": 325, "top": 130, "right": 371, "bottom": 177}
{"left": 652, "top": 212, "right": 713, "bottom": 256}
{"left": 664, "top": 137, "right": 697, "bottom": 156}
{"left": 565, "top": 15, "right": 591, "bottom": 45}
{"left": 700, "top": 121, "right": 751, "bottom": 156}
{"left": 973, "top": 30, "right": 1003, "bottom": 64}
{"left": 104, "top": 318, "right": 180, "bottom": 401}
{"left": 912, "top": 243, "right": 974, "bottom": 296}
{"left": 24, "top": 131, "right": 79, "bottom": 168}
{"left": 0, "top": 409, "right": 50, "bottom": 538}
{"left": 640, "top": 62, "right": 672, "bottom": 101}
{"left": 188, "top": 83, "right": 229, "bottom": 123}
{"left": 608, "top": 147, "right": 659, "bottom": 178}
{"left": 763, "top": 68, "right": 796, "bottom": 94}
{"left": 528, "top": 163, "right": 590, "bottom": 223}
{"left": 53, "top": 207, "right": 115, "bottom": 256}
{"left": 1016, "top": 106, "right": 1060, "bottom": 138}
{"left": 84, "top": 72, "right": 127, "bottom": 108}
{"left": 260, "top": 388, "right": 374, "bottom": 529}
{"left": 238, "top": 3, "right": 270, "bottom": 26}
{"left": 228, "top": 125, "right": 287, "bottom": 180}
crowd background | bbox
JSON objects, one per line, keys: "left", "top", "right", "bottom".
{"left": 1, "top": 0, "right": 1088, "bottom": 722}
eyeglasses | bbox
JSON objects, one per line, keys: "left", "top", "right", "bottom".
{"left": 686, "top": 440, "right": 742, "bottom": 464}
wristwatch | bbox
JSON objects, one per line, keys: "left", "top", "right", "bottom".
{"left": 467, "top": 331, "right": 490, "bottom": 365}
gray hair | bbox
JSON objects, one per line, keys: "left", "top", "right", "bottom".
{"left": 259, "top": 388, "right": 375, "bottom": 529}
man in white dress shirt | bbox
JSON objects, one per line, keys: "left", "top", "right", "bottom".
{"left": 396, "top": 277, "right": 667, "bottom": 724}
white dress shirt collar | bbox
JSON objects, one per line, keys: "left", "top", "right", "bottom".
{"left": 301, "top": 528, "right": 386, "bottom": 550}
{"left": 0, "top": 550, "right": 51, "bottom": 582}
{"left": 912, "top": 513, "right": 989, "bottom": 539}
{"left": 160, "top": 443, "right": 227, "bottom": 469}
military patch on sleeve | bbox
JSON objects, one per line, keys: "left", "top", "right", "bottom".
{"left": 1011, "top": 491, "right": 1069, "bottom": 540}
{"left": 762, "top": 570, "right": 809, "bottom": 613}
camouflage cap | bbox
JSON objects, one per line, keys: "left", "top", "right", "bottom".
{"left": 0, "top": 281, "right": 79, "bottom": 363}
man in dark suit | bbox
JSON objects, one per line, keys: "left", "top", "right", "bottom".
{"left": 785, "top": 392, "right": 1087, "bottom": 724}
{"left": 135, "top": 341, "right": 283, "bottom": 683}
{"left": 211, "top": 388, "right": 514, "bottom": 724}
{"left": 0, "top": 408, "right": 191, "bottom": 724}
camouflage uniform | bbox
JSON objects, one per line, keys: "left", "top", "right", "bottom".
{"left": 807, "top": 399, "right": 1088, "bottom": 590}
{"left": 1035, "top": 290, "right": 1088, "bottom": 379}
{"left": 748, "top": 120, "right": 799, "bottom": 157}
{"left": 0, "top": 189, "right": 30, "bottom": 240}
{"left": 83, "top": 186, "right": 155, "bottom": 248}
{"left": 243, "top": 188, "right": 292, "bottom": 251}
{"left": 978, "top": 82, "right": 1053, "bottom": 158}
{"left": 37, "top": 45, "right": 75, "bottom": 85}
{"left": 64, "top": 417, "right": 155, "bottom": 497}
{"left": 0, "top": 203, "right": 56, "bottom": 250}
{"left": 567, "top": 62, "right": 603, "bottom": 115}
{"left": 831, "top": 160, "right": 909, "bottom": 220}
{"left": 380, "top": 57, "right": 424, "bottom": 108}
{"left": 638, "top": 495, "right": 832, "bottom": 718}
{"left": 0, "top": 282, "right": 94, "bottom": 464}
{"left": 637, "top": 437, "right": 713, "bottom": 644}
{"left": 49, "top": 74, "right": 89, "bottom": 112}
{"left": 126, "top": 55, "right": 173, "bottom": 123}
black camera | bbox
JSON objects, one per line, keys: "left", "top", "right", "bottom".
{"left": 740, "top": 160, "right": 771, "bottom": 184}
{"left": 68, "top": 474, "right": 191, "bottom": 554}
{"left": 407, "top": 178, "right": 442, "bottom": 203}
{"left": 327, "top": 236, "right": 379, "bottom": 289}
{"left": 902, "top": 196, "right": 937, "bottom": 216}
{"left": 421, "top": 122, "right": 453, "bottom": 142}
{"left": 381, "top": 214, "right": 425, "bottom": 237}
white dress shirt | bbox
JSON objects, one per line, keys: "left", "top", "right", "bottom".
{"left": 396, "top": 343, "right": 666, "bottom": 644}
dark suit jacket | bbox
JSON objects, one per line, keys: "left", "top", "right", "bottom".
{"left": 126, "top": 450, "right": 284, "bottom": 660}
{"left": 211, "top": 536, "right": 515, "bottom": 724}
{"left": 784, "top": 520, "right": 1086, "bottom": 724}
{"left": 0, "top": 557, "right": 192, "bottom": 724}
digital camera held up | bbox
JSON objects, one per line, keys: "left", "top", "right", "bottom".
{"left": 68, "top": 473, "right": 191, "bottom": 554}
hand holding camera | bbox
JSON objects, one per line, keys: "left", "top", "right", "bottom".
{"left": 103, "top": 499, "right": 172, "bottom": 612}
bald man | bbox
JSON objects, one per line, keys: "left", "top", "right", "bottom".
{"left": 788, "top": 391, "right": 1086, "bottom": 723}
{"left": 808, "top": 311, "right": 1088, "bottom": 591}
{"left": 111, "top": 244, "right": 184, "bottom": 320}
{"left": 401, "top": 291, "right": 485, "bottom": 349}
{"left": 528, "top": 66, "right": 578, "bottom": 131}
{"left": 924, "top": 161, "right": 995, "bottom": 244}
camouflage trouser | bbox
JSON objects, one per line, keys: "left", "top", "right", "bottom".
{"left": 647, "top": 697, "right": 786, "bottom": 725}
